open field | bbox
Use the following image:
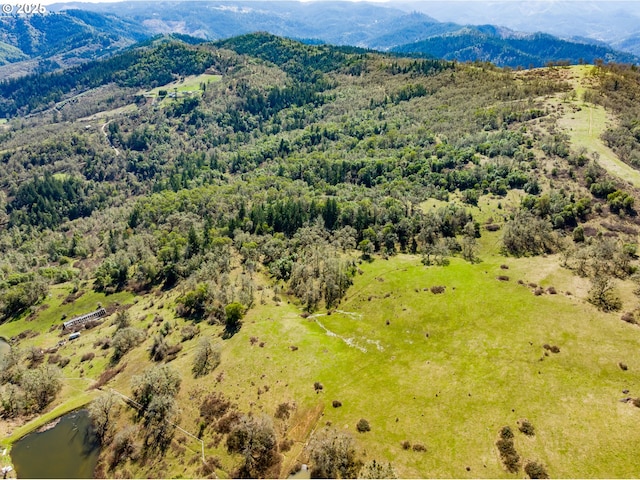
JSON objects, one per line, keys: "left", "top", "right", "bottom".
{"left": 2, "top": 249, "right": 639, "bottom": 477}
{"left": 142, "top": 73, "right": 222, "bottom": 97}
{"left": 555, "top": 65, "right": 640, "bottom": 189}
{"left": 78, "top": 104, "right": 138, "bottom": 122}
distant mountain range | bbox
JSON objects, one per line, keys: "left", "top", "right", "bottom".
{"left": 402, "top": 1, "right": 640, "bottom": 56}
{"left": 0, "top": 9, "right": 147, "bottom": 78}
{"left": 0, "top": 0, "right": 638, "bottom": 78}
{"left": 392, "top": 26, "right": 639, "bottom": 68}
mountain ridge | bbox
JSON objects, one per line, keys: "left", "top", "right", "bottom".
{"left": 1, "top": 1, "right": 638, "bottom": 79}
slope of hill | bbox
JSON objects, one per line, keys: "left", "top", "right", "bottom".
{"left": 392, "top": 27, "right": 640, "bottom": 67}
{"left": 0, "top": 10, "right": 150, "bottom": 78}
{"left": 45, "top": 1, "right": 640, "bottom": 68}
{"left": 407, "top": 0, "right": 640, "bottom": 49}
{"left": 1, "top": 34, "right": 640, "bottom": 478}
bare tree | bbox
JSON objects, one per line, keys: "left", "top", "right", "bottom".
{"left": 227, "top": 414, "right": 280, "bottom": 478}
{"left": 131, "top": 364, "right": 181, "bottom": 415}
{"left": 88, "top": 391, "right": 120, "bottom": 444}
{"left": 142, "top": 394, "right": 179, "bottom": 454}
{"left": 358, "top": 460, "right": 397, "bottom": 479}
{"left": 307, "top": 427, "right": 361, "bottom": 479}
{"left": 588, "top": 270, "right": 622, "bottom": 311}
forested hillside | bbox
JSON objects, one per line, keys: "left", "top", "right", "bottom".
{"left": 1, "top": 34, "right": 640, "bottom": 479}
{"left": 0, "top": 10, "right": 149, "bottom": 78}
{"left": 3, "top": 1, "right": 636, "bottom": 74}
{"left": 392, "top": 27, "right": 640, "bottom": 67}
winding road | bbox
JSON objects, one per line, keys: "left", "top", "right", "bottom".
{"left": 101, "top": 121, "right": 120, "bottom": 156}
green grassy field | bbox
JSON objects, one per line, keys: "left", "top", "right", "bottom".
{"left": 143, "top": 73, "right": 222, "bottom": 97}
{"left": 260, "top": 255, "right": 640, "bottom": 477}
{"left": 2, "top": 244, "right": 640, "bottom": 478}
{"left": 555, "top": 65, "right": 640, "bottom": 189}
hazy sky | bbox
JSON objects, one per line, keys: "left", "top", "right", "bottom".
{"left": 21, "top": 0, "right": 640, "bottom": 4}
{"left": 12, "top": 0, "right": 640, "bottom": 8}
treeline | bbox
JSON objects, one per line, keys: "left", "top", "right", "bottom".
{"left": 7, "top": 172, "right": 111, "bottom": 229}
{"left": 215, "top": 32, "right": 369, "bottom": 83}
{"left": 386, "top": 59, "right": 455, "bottom": 76}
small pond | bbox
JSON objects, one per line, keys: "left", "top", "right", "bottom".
{"left": 11, "top": 409, "right": 100, "bottom": 479}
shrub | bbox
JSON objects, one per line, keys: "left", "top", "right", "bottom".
{"left": 401, "top": 440, "right": 411, "bottom": 450}
{"left": 192, "top": 338, "right": 221, "bottom": 378}
{"left": 165, "top": 344, "right": 183, "bottom": 362}
{"left": 92, "top": 363, "right": 127, "bottom": 389}
{"left": 314, "top": 381, "right": 324, "bottom": 392}
{"left": 500, "top": 264, "right": 509, "bottom": 269}
{"left": 524, "top": 460, "right": 549, "bottom": 479}
{"left": 111, "top": 327, "right": 145, "bottom": 362}
{"left": 274, "top": 402, "right": 293, "bottom": 420}
{"left": 497, "top": 275, "right": 509, "bottom": 281}
{"left": 546, "top": 286, "right": 557, "bottom": 294}
{"left": 200, "top": 456, "right": 222, "bottom": 477}
{"left": 58, "top": 357, "right": 70, "bottom": 368}
{"left": 224, "top": 302, "right": 244, "bottom": 336}
{"left": 216, "top": 410, "right": 241, "bottom": 434}
{"left": 621, "top": 312, "right": 637, "bottom": 324}
{"left": 110, "top": 426, "right": 137, "bottom": 469}
{"left": 485, "top": 224, "right": 500, "bottom": 231}
{"left": 356, "top": 418, "right": 371, "bottom": 433}
{"left": 619, "top": 362, "right": 628, "bottom": 371}
{"left": 279, "top": 438, "right": 294, "bottom": 452}
{"left": 550, "top": 345, "right": 560, "bottom": 354}
{"left": 497, "top": 427, "right": 520, "bottom": 473}
{"left": 80, "top": 352, "right": 95, "bottom": 362}
{"left": 534, "top": 287, "right": 544, "bottom": 296}
{"left": 499, "top": 448, "right": 520, "bottom": 473}
{"left": 26, "top": 347, "right": 44, "bottom": 367}
{"left": 588, "top": 274, "right": 622, "bottom": 312}
{"left": 358, "top": 460, "right": 397, "bottom": 479}
{"left": 500, "top": 426, "right": 514, "bottom": 439}
{"left": 412, "top": 443, "right": 427, "bottom": 452}
{"left": 150, "top": 335, "right": 169, "bottom": 362}
{"left": 430, "top": 285, "right": 445, "bottom": 294}
{"left": 518, "top": 419, "right": 535, "bottom": 436}
{"left": 200, "top": 392, "right": 234, "bottom": 423}
{"left": 180, "top": 324, "right": 199, "bottom": 342}
{"left": 633, "top": 398, "right": 640, "bottom": 408}
{"left": 332, "top": 400, "right": 342, "bottom": 408}
{"left": 48, "top": 354, "right": 61, "bottom": 364}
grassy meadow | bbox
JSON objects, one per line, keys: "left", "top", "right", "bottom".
{"left": 2, "top": 244, "right": 640, "bottom": 478}
{"left": 142, "top": 73, "right": 222, "bottom": 98}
